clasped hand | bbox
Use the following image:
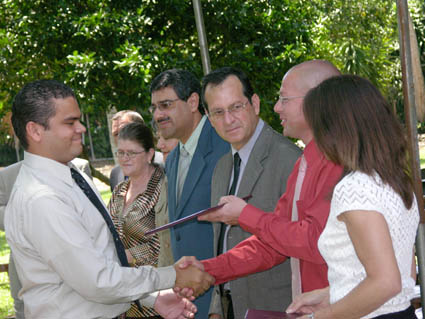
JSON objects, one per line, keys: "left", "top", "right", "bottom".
{"left": 173, "top": 256, "right": 215, "bottom": 298}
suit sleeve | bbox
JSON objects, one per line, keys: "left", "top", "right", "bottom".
{"left": 0, "top": 176, "right": 7, "bottom": 231}
{"left": 208, "top": 285, "right": 224, "bottom": 317}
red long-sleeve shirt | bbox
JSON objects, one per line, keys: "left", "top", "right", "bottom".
{"left": 202, "top": 141, "right": 343, "bottom": 293}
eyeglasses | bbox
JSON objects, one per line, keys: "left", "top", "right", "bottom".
{"left": 278, "top": 95, "right": 305, "bottom": 105}
{"left": 208, "top": 100, "right": 250, "bottom": 119}
{"left": 115, "top": 150, "right": 145, "bottom": 159}
{"left": 149, "top": 98, "right": 180, "bottom": 114}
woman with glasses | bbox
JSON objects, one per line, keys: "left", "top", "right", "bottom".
{"left": 108, "top": 122, "right": 170, "bottom": 319}
{"left": 287, "top": 75, "right": 419, "bottom": 319}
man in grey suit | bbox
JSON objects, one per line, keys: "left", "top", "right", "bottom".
{"left": 201, "top": 67, "right": 301, "bottom": 319}
{"left": 0, "top": 162, "right": 24, "bottom": 319}
{"left": 0, "top": 158, "right": 92, "bottom": 319}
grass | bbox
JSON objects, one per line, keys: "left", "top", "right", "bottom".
{"left": 101, "top": 189, "right": 112, "bottom": 204}
{"left": 0, "top": 232, "right": 14, "bottom": 319}
{"left": 421, "top": 148, "right": 425, "bottom": 168}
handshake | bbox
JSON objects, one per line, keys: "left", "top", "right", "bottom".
{"left": 173, "top": 256, "right": 214, "bottom": 298}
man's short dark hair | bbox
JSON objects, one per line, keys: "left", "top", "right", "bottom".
{"left": 201, "top": 67, "right": 254, "bottom": 111}
{"left": 150, "top": 69, "right": 204, "bottom": 115}
{"left": 12, "top": 79, "right": 76, "bottom": 149}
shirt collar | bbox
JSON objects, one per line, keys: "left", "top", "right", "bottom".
{"left": 231, "top": 119, "right": 263, "bottom": 165}
{"left": 23, "top": 151, "right": 75, "bottom": 187}
{"left": 303, "top": 140, "right": 324, "bottom": 166}
{"left": 179, "top": 115, "right": 207, "bottom": 157}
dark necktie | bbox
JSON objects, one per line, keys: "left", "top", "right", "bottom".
{"left": 70, "top": 168, "right": 143, "bottom": 312}
{"left": 217, "top": 152, "right": 241, "bottom": 255}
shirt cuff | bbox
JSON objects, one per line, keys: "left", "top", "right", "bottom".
{"left": 201, "top": 258, "right": 225, "bottom": 285}
{"left": 139, "top": 291, "right": 159, "bottom": 308}
{"left": 140, "top": 291, "right": 158, "bottom": 308}
{"left": 155, "top": 265, "right": 176, "bottom": 290}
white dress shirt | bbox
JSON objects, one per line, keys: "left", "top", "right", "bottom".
{"left": 5, "top": 152, "right": 175, "bottom": 319}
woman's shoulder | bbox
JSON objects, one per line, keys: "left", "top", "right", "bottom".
{"left": 336, "top": 171, "right": 381, "bottom": 190}
{"left": 333, "top": 171, "right": 387, "bottom": 204}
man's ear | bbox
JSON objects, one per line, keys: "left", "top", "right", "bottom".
{"left": 251, "top": 93, "right": 261, "bottom": 115}
{"left": 26, "top": 121, "right": 45, "bottom": 144}
{"left": 186, "top": 92, "right": 200, "bottom": 113}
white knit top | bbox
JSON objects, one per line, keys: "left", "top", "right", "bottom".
{"left": 318, "top": 171, "right": 419, "bottom": 318}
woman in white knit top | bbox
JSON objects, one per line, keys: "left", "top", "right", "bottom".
{"left": 287, "top": 75, "right": 419, "bottom": 319}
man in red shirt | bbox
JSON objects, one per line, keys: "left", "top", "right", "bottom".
{"left": 178, "top": 60, "right": 343, "bottom": 299}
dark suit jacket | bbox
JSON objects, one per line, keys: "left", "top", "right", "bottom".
{"left": 109, "top": 165, "right": 124, "bottom": 192}
{"left": 165, "top": 118, "right": 229, "bottom": 318}
{"left": 210, "top": 123, "right": 301, "bottom": 318}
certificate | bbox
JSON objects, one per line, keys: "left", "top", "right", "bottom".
{"left": 145, "top": 195, "right": 252, "bottom": 235}
{"left": 244, "top": 309, "right": 304, "bottom": 319}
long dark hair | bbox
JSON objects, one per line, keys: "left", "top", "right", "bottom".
{"left": 303, "top": 74, "right": 414, "bottom": 208}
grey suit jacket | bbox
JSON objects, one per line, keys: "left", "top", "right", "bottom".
{"left": 0, "top": 161, "right": 25, "bottom": 318}
{"left": 209, "top": 123, "right": 302, "bottom": 318}
{"left": 155, "top": 176, "right": 174, "bottom": 267}
{"left": 0, "top": 162, "right": 21, "bottom": 231}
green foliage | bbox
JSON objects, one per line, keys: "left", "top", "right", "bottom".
{"left": 0, "top": 0, "right": 315, "bottom": 135}
{"left": 0, "top": 0, "right": 424, "bottom": 136}
{"left": 308, "top": 1, "right": 400, "bottom": 92}
{"left": 201, "top": 0, "right": 315, "bottom": 130}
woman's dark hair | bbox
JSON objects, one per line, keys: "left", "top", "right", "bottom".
{"left": 303, "top": 74, "right": 414, "bottom": 208}
{"left": 118, "top": 122, "right": 155, "bottom": 162}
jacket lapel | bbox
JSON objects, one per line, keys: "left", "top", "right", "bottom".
{"left": 237, "top": 124, "right": 271, "bottom": 197}
{"left": 215, "top": 152, "right": 233, "bottom": 199}
{"left": 175, "top": 120, "right": 213, "bottom": 218}
{"left": 211, "top": 152, "right": 233, "bottom": 256}
{"left": 167, "top": 147, "right": 179, "bottom": 221}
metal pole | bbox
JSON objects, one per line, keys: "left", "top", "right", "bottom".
{"left": 396, "top": 0, "right": 425, "bottom": 312}
{"left": 192, "top": 0, "right": 211, "bottom": 75}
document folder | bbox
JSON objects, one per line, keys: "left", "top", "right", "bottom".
{"left": 145, "top": 195, "right": 252, "bottom": 235}
{"left": 244, "top": 309, "right": 304, "bottom": 319}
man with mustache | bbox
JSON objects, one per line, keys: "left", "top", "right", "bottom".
{"left": 150, "top": 69, "right": 229, "bottom": 318}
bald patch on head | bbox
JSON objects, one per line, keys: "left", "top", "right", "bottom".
{"left": 284, "top": 60, "right": 341, "bottom": 94}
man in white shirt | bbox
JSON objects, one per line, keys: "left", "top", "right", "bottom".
{"left": 0, "top": 157, "right": 90, "bottom": 319}
{"left": 5, "top": 79, "right": 213, "bottom": 318}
